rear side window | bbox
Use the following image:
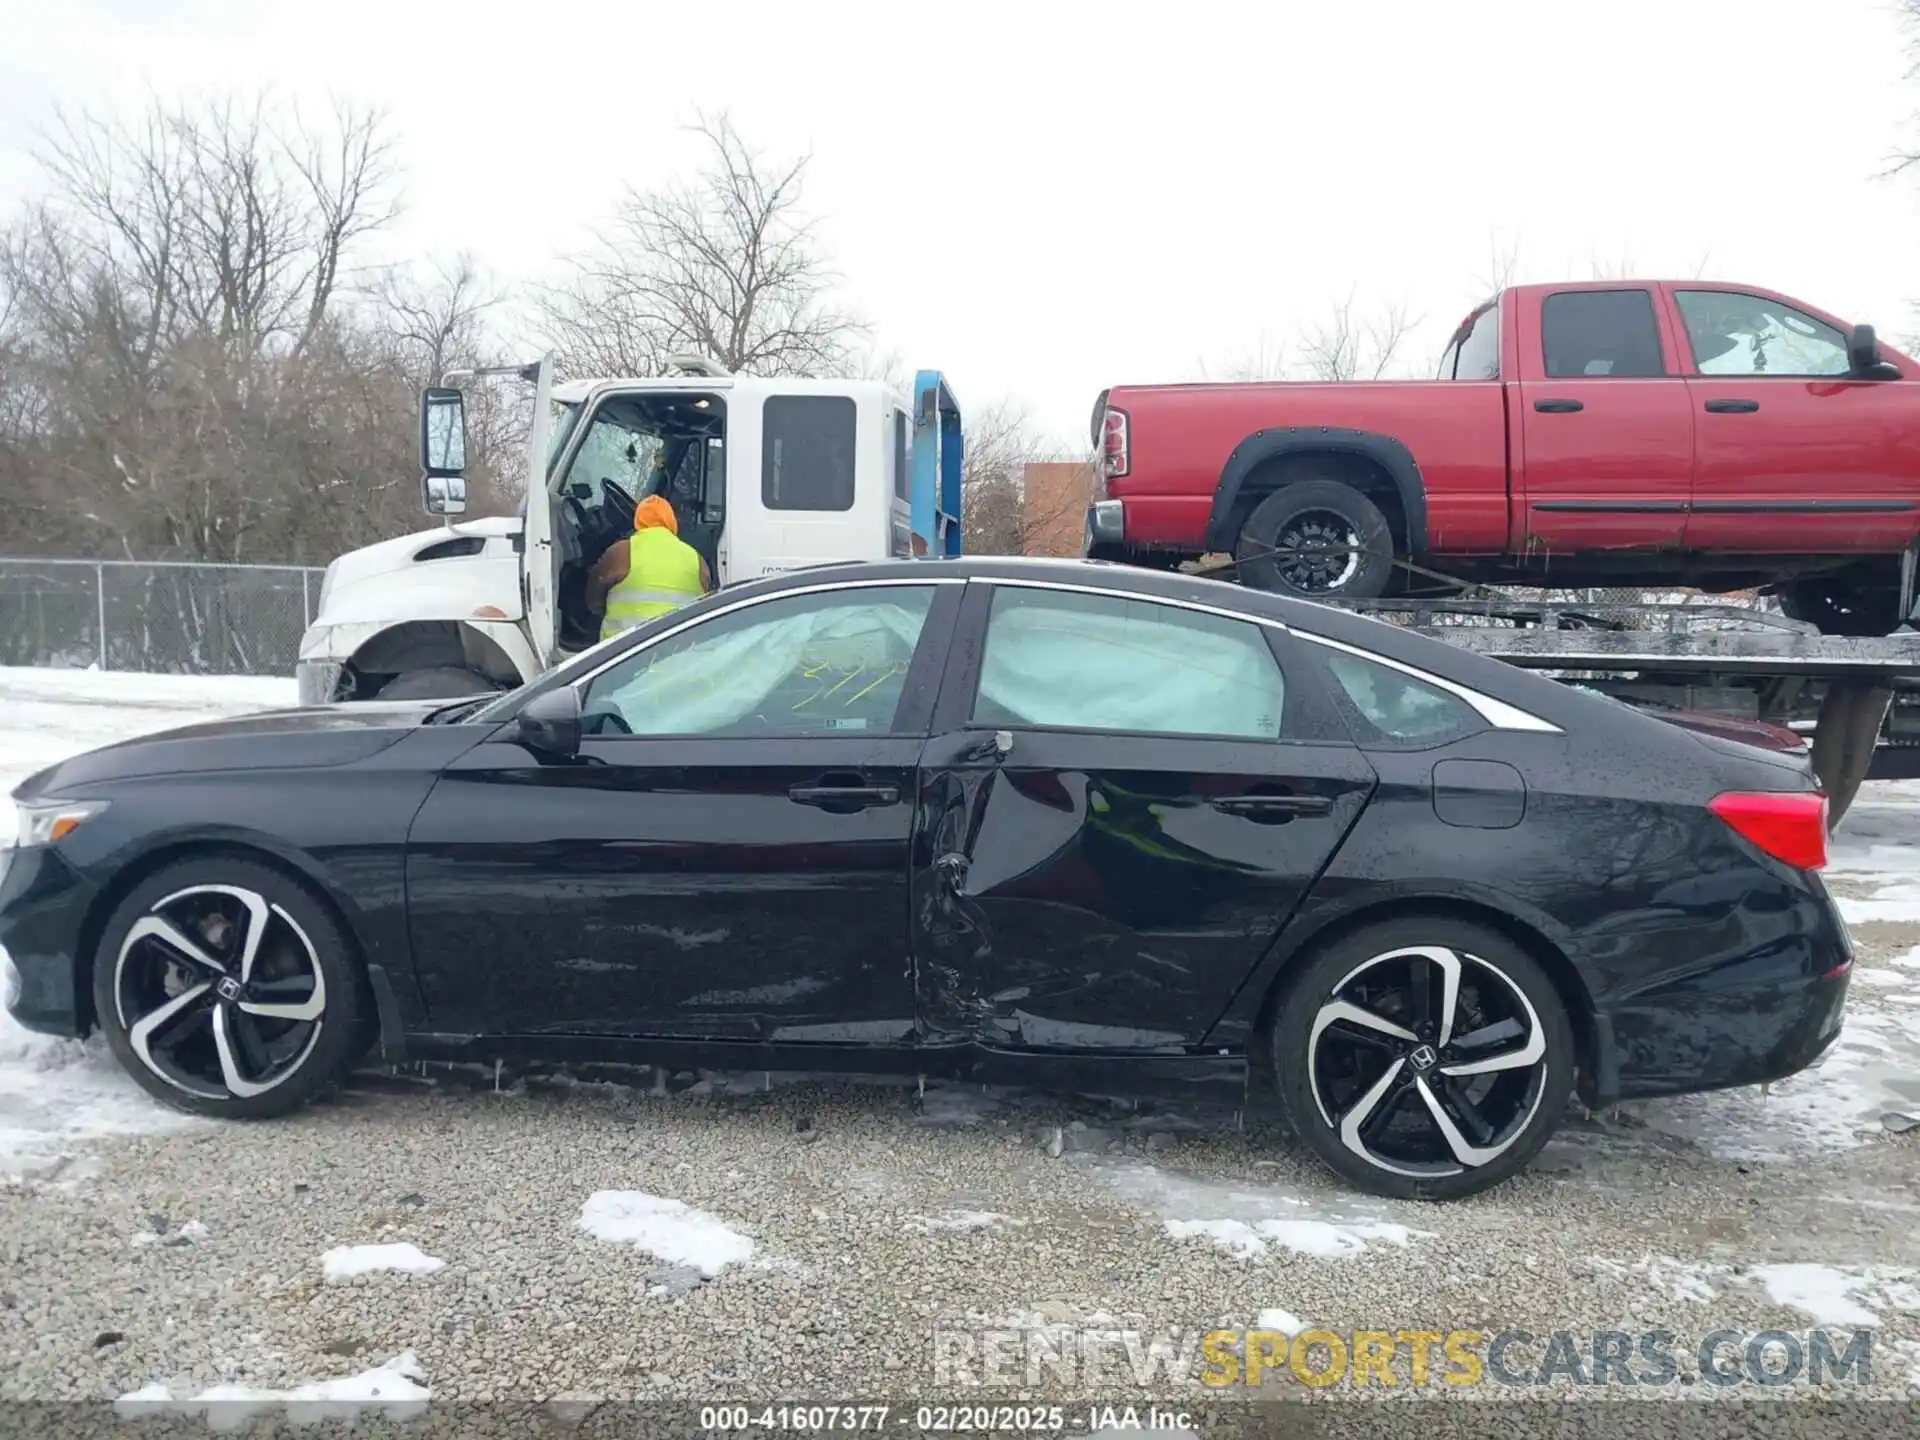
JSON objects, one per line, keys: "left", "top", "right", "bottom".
{"left": 971, "top": 586, "right": 1287, "bottom": 740}
{"left": 1541, "top": 290, "right": 1665, "bottom": 378}
{"left": 762, "top": 396, "right": 856, "bottom": 512}
{"left": 1317, "top": 648, "right": 1482, "bottom": 746}
{"left": 1452, "top": 302, "right": 1501, "bottom": 380}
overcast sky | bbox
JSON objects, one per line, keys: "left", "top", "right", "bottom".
{"left": 4, "top": 0, "right": 1918, "bottom": 449}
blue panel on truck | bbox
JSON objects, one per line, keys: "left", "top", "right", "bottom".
{"left": 912, "top": 371, "right": 964, "bottom": 557}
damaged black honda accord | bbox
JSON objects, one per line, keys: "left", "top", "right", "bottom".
{"left": 0, "top": 558, "right": 1851, "bottom": 1199}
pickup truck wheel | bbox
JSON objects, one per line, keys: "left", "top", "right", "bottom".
{"left": 375, "top": 666, "right": 507, "bottom": 701}
{"left": 1235, "top": 481, "right": 1395, "bottom": 600}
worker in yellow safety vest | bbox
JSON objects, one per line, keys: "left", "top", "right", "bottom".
{"left": 587, "top": 494, "right": 712, "bottom": 641}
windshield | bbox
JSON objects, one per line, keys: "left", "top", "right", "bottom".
{"left": 545, "top": 401, "right": 582, "bottom": 476}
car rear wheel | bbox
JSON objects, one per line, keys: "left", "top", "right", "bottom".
{"left": 1270, "top": 916, "right": 1575, "bottom": 1199}
{"left": 1234, "top": 480, "right": 1396, "bottom": 600}
{"left": 92, "top": 857, "right": 367, "bottom": 1119}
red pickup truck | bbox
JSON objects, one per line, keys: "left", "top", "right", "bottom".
{"left": 1085, "top": 280, "right": 1920, "bottom": 633}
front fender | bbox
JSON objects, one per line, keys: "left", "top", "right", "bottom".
{"left": 1204, "top": 427, "right": 1429, "bottom": 554}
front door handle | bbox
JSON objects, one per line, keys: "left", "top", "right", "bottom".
{"left": 1704, "top": 398, "right": 1760, "bottom": 414}
{"left": 1211, "top": 792, "right": 1335, "bottom": 824}
{"left": 788, "top": 776, "right": 900, "bottom": 812}
{"left": 1533, "top": 398, "right": 1584, "bottom": 413}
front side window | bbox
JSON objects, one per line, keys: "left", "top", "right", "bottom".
{"left": 581, "top": 585, "right": 937, "bottom": 737}
{"left": 1541, "top": 290, "right": 1665, "bottom": 378}
{"left": 1674, "top": 290, "right": 1850, "bottom": 377}
{"left": 763, "top": 395, "right": 856, "bottom": 512}
{"left": 970, "top": 586, "right": 1286, "bottom": 740}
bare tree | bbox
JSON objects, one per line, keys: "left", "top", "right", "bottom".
{"left": 960, "top": 399, "right": 1039, "bottom": 555}
{"left": 538, "top": 112, "right": 867, "bottom": 378}
{"left": 0, "top": 92, "right": 419, "bottom": 563}
{"left": 1295, "top": 291, "right": 1418, "bottom": 381}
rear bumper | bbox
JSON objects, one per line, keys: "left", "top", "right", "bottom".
{"left": 1601, "top": 919, "right": 1853, "bottom": 1101}
{"left": 0, "top": 843, "right": 98, "bottom": 1039}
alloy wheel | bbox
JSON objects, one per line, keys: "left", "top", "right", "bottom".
{"left": 112, "top": 884, "right": 327, "bottom": 1101}
{"left": 1305, "top": 944, "right": 1548, "bottom": 1179}
{"left": 1272, "top": 510, "right": 1363, "bottom": 593}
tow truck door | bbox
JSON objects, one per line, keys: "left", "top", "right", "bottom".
{"left": 522, "top": 360, "right": 560, "bottom": 665}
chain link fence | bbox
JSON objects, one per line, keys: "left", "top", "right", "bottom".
{"left": 0, "top": 557, "right": 324, "bottom": 676}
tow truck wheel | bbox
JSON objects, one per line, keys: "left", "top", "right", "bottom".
{"left": 1234, "top": 480, "right": 1395, "bottom": 601}
{"left": 375, "top": 666, "right": 508, "bottom": 702}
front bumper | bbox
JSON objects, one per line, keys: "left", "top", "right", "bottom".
{"left": 0, "top": 842, "right": 99, "bottom": 1039}
{"left": 296, "top": 659, "right": 348, "bottom": 707}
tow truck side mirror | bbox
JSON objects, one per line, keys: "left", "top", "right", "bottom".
{"left": 1847, "top": 324, "right": 1901, "bottom": 381}
{"left": 419, "top": 387, "right": 470, "bottom": 516}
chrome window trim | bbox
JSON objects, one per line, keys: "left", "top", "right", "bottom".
{"left": 567, "top": 576, "right": 965, "bottom": 692}
{"left": 971, "top": 575, "right": 1296, "bottom": 633}
{"left": 1291, "top": 629, "right": 1563, "bottom": 734}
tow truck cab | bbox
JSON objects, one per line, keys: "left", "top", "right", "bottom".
{"left": 297, "top": 362, "right": 962, "bottom": 703}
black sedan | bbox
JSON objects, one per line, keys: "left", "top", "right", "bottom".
{"left": 0, "top": 558, "right": 1851, "bottom": 1199}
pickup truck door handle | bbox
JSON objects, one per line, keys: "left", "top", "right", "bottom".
{"left": 1703, "top": 398, "right": 1760, "bottom": 414}
{"left": 788, "top": 774, "right": 900, "bottom": 813}
{"left": 1533, "top": 398, "right": 1584, "bottom": 413}
{"left": 1210, "top": 790, "right": 1335, "bottom": 824}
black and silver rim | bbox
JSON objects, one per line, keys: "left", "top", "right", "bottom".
{"left": 1273, "top": 511, "right": 1362, "bottom": 593}
{"left": 1306, "top": 944, "right": 1547, "bottom": 1179}
{"left": 112, "top": 885, "right": 326, "bottom": 1100}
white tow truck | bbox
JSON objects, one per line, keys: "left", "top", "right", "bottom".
{"left": 296, "top": 357, "right": 964, "bottom": 703}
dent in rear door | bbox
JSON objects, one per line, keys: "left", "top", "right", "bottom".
{"left": 909, "top": 581, "right": 1377, "bottom": 1051}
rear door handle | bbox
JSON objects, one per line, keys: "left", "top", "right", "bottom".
{"left": 1533, "top": 398, "right": 1584, "bottom": 413}
{"left": 1211, "top": 793, "right": 1335, "bottom": 824}
{"left": 1704, "top": 398, "right": 1760, "bottom": 414}
{"left": 788, "top": 779, "right": 900, "bottom": 812}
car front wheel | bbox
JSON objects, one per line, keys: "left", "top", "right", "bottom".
{"left": 1271, "top": 917, "right": 1575, "bottom": 1199}
{"left": 93, "top": 857, "right": 367, "bottom": 1118}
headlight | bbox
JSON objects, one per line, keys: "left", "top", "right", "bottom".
{"left": 15, "top": 800, "right": 109, "bottom": 848}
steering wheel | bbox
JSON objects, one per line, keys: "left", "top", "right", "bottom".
{"left": 585, "top": 708, "right": 632, "bottom": 736}
{"left": 601, "top": 478, "right": 638, "bottom": 530}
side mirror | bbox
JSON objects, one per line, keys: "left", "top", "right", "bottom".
{"left": 419, "top": 387, "right": 470, "bottom": 516}
{"left": 516, "top": 686, "right": 582, "bottom": 759}
{"left": 1847, "top": 323, "right": 1901, "bottom": 380}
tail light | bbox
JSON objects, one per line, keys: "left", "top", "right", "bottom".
{"left": 1708, "top": 791, "right": 1828, "bottom": 871}
{"left": 1100, "top": 407, "right": 1130, "bottom": 481}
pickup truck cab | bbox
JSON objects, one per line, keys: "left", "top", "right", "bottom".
{"left": 1086, "top": 281, "right": 1920, "bottom": 633}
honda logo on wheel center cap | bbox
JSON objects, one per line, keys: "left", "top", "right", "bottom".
{"left": 1408, "top": 1044, "right": 1438, "bottom": 1072}
{"left": 216, "top": 977, "right": 242, "bottom": 1002}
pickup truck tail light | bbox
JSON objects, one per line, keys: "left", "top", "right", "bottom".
{"left": 1708, "top": 790, "right": 1827, "bottom": 871}
{"left": 1100, "top": 407, "right": 1130, "bottom": 480}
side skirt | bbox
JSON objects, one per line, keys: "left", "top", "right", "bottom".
{"left": 398, "top": 1032, "right": 1248, "bottom": 1105}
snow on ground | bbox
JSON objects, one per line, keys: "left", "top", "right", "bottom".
{"left": 320, "top": 1242, "right": 446, "bottom": 1281}
{"left": 0, "top": 666, "right": 298, "bottom": 1176}
{"left": 115, "top": 1350, "right": 430, "bottom": 1429}
{"left": 1090, "top": 1160, "right": 1429, "bottom": 1259}
{"left": 1746, "top": 1263, "right": 1920, "bottom": 1329}
{"left": 576, "top": 1189, "right": 757, "bottom": 1276}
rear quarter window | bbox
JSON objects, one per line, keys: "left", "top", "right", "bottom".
{"left": 1317, "top": 648, "right": 1485, "bottom": 747}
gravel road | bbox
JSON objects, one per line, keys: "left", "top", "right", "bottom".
{"left": 3, "top": 797, "right": 1918, "bottom": 1437}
